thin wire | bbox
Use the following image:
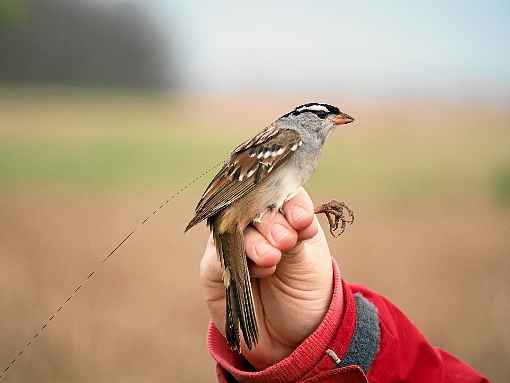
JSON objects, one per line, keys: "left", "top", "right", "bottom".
{"left": 0, "top": 161, "right": 223, "bottom": 380}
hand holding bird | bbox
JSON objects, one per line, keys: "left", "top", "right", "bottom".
{"left": 199, "top": 188, "right": 339, "bottom": 369}
{"left": 186, "top": 103, "right": 354, "bottom": 352}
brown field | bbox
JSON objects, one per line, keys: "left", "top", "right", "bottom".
{"left": 0, "top": 92, "right": 509, "bottom": 382}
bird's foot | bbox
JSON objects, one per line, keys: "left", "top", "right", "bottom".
{"left": 314, "top": 200, "right": 354, "bottom": 237}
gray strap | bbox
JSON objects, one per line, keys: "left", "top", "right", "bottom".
{"left": 339, "top": 292, "right": 381, "bottom": 373}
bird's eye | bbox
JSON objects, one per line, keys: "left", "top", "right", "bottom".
{"left": 316, "top": 111, "right": 328, "bottom": 119}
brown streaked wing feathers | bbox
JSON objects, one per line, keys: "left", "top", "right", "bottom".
{"left": 185, "top": 128, "right": 301, "bottom": 231}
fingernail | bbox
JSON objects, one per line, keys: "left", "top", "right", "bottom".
{"left": 271, "top": 224, "right": 291, "bottom": 243}
{"left": 292, "top": 206, "right": 307, "bottom": 224}
{"left": 255, "top": 241, "right": 275, "bottom": 258}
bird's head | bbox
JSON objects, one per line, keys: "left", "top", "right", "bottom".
{"left": 278, "top": 102, "right": 354, "bottom": 142}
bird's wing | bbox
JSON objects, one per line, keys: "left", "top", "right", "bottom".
{"left": 185, "top": 126, "right": 302, "bottom": 231}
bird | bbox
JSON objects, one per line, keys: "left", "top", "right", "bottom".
{"left": 185, "top": 102, "right": 355, "bottom": 352}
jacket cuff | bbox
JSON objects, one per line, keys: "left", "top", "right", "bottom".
{"left": 208, "top": 258, "right": 359, "bottom": 382}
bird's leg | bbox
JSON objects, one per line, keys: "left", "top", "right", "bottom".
{"left": 253, "top": 203, "right": 278, "bottom": 223}
{"left": 314, "top": 200, "right": 354, "bottom": 237}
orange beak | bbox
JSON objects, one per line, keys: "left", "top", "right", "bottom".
{"left": 334, "top": 112, "right": 354, "bottom": 125}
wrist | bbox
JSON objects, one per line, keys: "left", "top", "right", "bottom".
{"left": 208, "top": 258, "right": 348, "bottom": 382}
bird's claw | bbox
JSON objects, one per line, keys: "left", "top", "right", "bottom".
{"left": 314, "top": 200, "right": 354, "bottom": 237}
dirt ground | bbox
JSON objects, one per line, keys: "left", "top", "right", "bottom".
{"left": 0, "top": 191, "right": 508, "bottom": 382}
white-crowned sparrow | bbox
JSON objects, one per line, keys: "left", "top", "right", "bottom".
{"left": 185, "top": 103, "right": 355, "bottom": 352}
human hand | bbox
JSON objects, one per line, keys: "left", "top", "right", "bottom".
{"left": 200, "top": 188, "right": 341, "bottom": 369}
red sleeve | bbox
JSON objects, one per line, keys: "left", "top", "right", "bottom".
{"left": 208, "top": 259, "right": 490, "bottom": 383}
{"left": 351, "top": 283, "right": 490, "bottom": 383}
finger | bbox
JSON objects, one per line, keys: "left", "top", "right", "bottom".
{"left": 248, "top": 263, "right": 277, "bottom": 278}
{"left": 282, "top": 187, "right": 315, "bottom": 232}
{"left": 200, "top": 237, "right": 227, "bottom": 336}
{"left": 252, "top": 212, "right": 298, "bottom": 252}
{"left": 244, "top": 226, "right": 281, "bottom": 267}
{"left": 199, "top": 234, "right": 223, "bottom": 286}
{"left": 297, "top": 215, "right": 319, "bottom": 241}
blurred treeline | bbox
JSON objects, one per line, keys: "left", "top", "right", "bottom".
{"left": 0, "top": 0, "right": 175, "bottom": 90}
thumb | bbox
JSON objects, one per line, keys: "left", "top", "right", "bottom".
{"left": 277, "top": 219, "right": 332, "bottom": 281}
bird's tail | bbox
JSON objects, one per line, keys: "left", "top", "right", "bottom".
{"left": 212, "top": 225, "right": 259, "bottom": 352}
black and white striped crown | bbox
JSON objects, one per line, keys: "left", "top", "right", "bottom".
{"left": 282, "top": 103, "right": 340, "bottom": 119}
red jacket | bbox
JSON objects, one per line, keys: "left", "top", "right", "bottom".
{"left": 208, "top": 260, "right": 490, "bottom": 382}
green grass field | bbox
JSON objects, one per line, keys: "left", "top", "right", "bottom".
{"left": 1, "top": 90, "right": 509, "bottom": 202}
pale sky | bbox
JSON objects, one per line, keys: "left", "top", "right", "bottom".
{"left": 148, "top": 0, "right": 509, "bottom": 98}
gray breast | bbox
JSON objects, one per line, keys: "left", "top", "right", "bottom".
{"left": 289, "top": 137, "right": 321, "bottom": 186}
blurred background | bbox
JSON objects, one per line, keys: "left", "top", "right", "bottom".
{"left": 0, "top": 0, "right": 509, "bottom": 381}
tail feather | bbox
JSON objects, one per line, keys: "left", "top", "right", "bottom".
{"left": 242, "top": 272, "right": 258, "bottom": 346}
{"left": 212, "top": 224, "right": 259, "bottom": 351}
{"left": 225, "top": 281, "right": 241, "bottom": 350}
